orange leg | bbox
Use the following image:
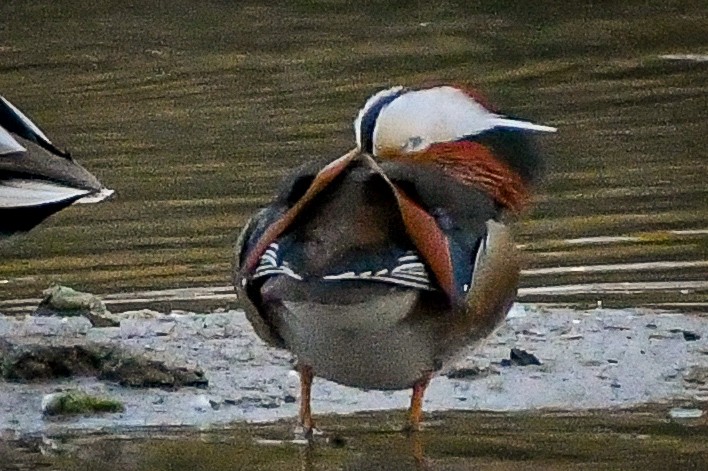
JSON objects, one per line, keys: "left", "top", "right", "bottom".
{"left": 410, "top": 432, "right": 428, "bottom": 469}
{"left": 297, "top": 364, "right": 315, "bottom": 437}
{"left": 406, "top": 373, "right": 432, "bottom": 433}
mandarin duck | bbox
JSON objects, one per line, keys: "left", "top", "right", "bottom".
{"left": 234, "top": 84, "right": 555, "bottom": 436}
{"left": 0, "top": 95, "right": 113, "bottom": 238}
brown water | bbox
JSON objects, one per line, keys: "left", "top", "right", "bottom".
{"left": 0, "top": 0, "right": 705, "bottom": 310}
{"left": 3, "top": 408, "right": 707, "bottom": 470}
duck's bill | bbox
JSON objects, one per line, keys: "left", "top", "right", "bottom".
{"left": 0, "top": 179, "right": 113, "bottom": 208}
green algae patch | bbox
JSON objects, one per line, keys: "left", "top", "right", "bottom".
{"left": 42, "top": 391, "right": 125, "bottom": 417}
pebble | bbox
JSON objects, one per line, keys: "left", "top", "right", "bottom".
{"left": 191, "top": 395, "right": 212, "bottom": 412}
{"left": 669, "top": 408, "right": 704, "bottom": 419}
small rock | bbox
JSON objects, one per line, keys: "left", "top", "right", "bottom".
{"left": 120, "top": 319, "right": 175, "bottom": 339}
{"left": 229, "top": 395, "right": 281, "bottom": 409}
{"left": 669, "top": 408, "right": 704, "bottom": 419}
{"left": 99, "top": 355, "right": 208, "bottom": 389}
{"left": 604, "top": 325, "right": 630, "bottom": 331}
{"left": 509, "top": 348, "right": 542, "bottom": 366}
{"left": 446, "top": 366, "right": 484, "bottom": 379}
{"left": 34, "top": 285, "right": 117, "bottom": 327}
{"left": 116, "top": 309, "right": 163, "bottom": 321}
{"left": 283, "top": 394, "right": 297, "bottom": 403}
{"left": 683, "top": 331, "right": 701, "bottom": 341}
{"left": 521, "top": 329, "right": 545, "bottom": 337}
{"left": 649, "top": 334, "right": 672, "bottom": 340}
{"left": 42, "top": 390, "right": 124, "bottom": 416}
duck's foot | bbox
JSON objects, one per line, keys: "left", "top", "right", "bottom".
{"left": 294, "top": 423, "right": 323, "bottom": 441}
{"left": 403, "top": 373, "right": 432, "bottom": 434}
{"left": 402, "top": 421, "right": 424, "bottom": 435}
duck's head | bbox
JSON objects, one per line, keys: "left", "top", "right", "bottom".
{"left": 353, "top": 84, "right": 557, "bottom": 212}
{"left": 354, "top": 84, "right": 556, "bottom": 157}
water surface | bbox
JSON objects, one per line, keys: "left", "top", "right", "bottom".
{"left": 3, "top": 408, "right": 708, "bottom": 470}
{"left": 0, "top": 1, "right": 706, "bottom": 310}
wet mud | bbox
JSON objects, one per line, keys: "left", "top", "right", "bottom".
{"left": 0, "top": 306, "right": 705, "bottom": 435}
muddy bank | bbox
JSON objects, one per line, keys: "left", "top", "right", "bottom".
{"left": 0, "top": 304, "right": 705, "bottom": 437}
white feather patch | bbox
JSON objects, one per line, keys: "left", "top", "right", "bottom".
{"left": 371, "top": 86, "right": 494, "bottom": 154}
{"left": 364, "top": 85, "right": 557, "bottom": 155}
{"left": 0, "top": 179, "right": 92, "bottom": 208}
{"left": 0, "top": 126, "right": 26, "bottom": 155}
{"left": 490, "top": 117, "right": 557, "bottom": 133}
{"left": 354, "top": 86, "right": 404, "bottom": 149}
{"left": 74, "top": 187, "right": 115, "bottom": 204}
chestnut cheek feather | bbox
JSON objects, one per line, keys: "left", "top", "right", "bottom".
{"left": 392, "top": 141, "right": 530, "bottom": 213}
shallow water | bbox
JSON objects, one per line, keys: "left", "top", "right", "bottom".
{"left": 3, "top": 408, "right": 707, "bottom": 470}
{"left": 0, "top": 0, "right": 705, "bottom": 310}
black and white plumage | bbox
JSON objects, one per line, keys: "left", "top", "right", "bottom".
{"left": 254, "top": 242, "right": 435, "bottom": 290}
{"left": 0, "top": 95, "right": 113, "bottom": 237}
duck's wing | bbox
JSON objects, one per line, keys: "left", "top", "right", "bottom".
{"left": 0, "top": 95, "right": 71, "bottom": 158}
{"left": 237, "top": 152, "right": 501, "bottom": 290}
{"left": 235, "top": 150, "right": 359, "bottom": 275}
{"left": 460, "top": 219, "right": 519, "bottom": 338}
{"left": 0, "top": 95, "right": 113, "bottom": 210}
{"left": 381, "top": 159, "right": 519, "bottom": 335}
{"left": 233, "top": 151, "right": 359, "bottom": 346}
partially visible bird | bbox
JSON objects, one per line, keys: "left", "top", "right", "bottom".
{"left": 0, "top": 95, "right": 113, "bottom": 238}
{"left": 234, "top": 84, "right": 555, "bottom": 437}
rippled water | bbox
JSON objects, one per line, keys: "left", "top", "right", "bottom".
{"left": 0, "top": 0, "right": 706, "bottom": 310}
{"left": 0, "top": 3, "right": 707, "bottom": 469}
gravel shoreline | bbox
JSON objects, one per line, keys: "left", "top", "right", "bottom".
{"left": 1, "top": 305, "right": 706, "bottom": 436}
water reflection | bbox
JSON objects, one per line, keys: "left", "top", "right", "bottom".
{"left": 3, "top": 408, "right": 707, "bottom": 470}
